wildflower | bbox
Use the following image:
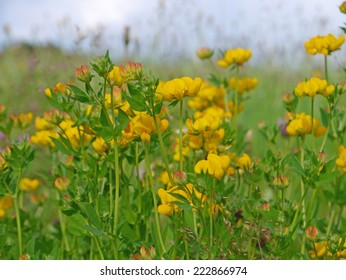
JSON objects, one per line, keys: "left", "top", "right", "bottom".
{"left": 30, "top": 130, "right": 59, "bottom": 147}
{"left": 108, "top": 66, "right": 124, "bottom": 87}
{"left": 273, "top": 176, "right": 289, "bottom": 189}
{"left": 306, "top": 226, "right": 319, "bottom": 240}
{"left": 236, "top": 153, "right": 251, "bottom": 170}
{"left": 20, "top": 178, "right": 40, "bottom": 192}
{"left": 218, "top": 48, "right": 252, "bottom": 68}
{"left": 75, "top": 65, "right": 92, "bottom": 83}
{"left": 340, "top": 1, "right": 346, "bottom": 14}
{"left": 44, "top": 88, "right": 53, "bottom": 97}
{"left": 120, "top": 61, "right": 143, "bottom": 81}
{"left": 285, "top": 112, "right": 326, "bottom": 137}
{"left": 0, "top": 196, "right": 13, "bottom": 218}
{"left": 55, "top": 177, "right": 70, "bottom": 191}
{"left": 34, "top": 117, "right": 54, "bottom": 131}
{"left": 10, "top": 112, "right": 33, "bottom": 128}
{"left": 282, "top": 92, "right": 295, "bottom": 105}
{"left": 304, "top": 34, "right": 345, "bottom": 56}
{"left": 197, "top": 47, "right": 214, "bottom": 60}
{"left": 157, "top": 183, "right": 205, "bottom": 215}
{"left": 336, "top": 145, "right": 346, "bottom": 172}
{"left": 158, "top": 77, "right": 202, "bottom": 102}
{"left": 54, "top": 82, "right": 67, "bottom": 94}
{"left": 294, "top": 77, "right": 335, "bottom": 98}
{"left": 228, "top": 77, "right": 258, "bottom": 94}
{"left": 194, "top": 153, "right": 231, "bottom": 180}
{"left": 139, "top": 245, "right": 156, "bottom": 260}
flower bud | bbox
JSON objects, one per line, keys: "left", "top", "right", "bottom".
{"left": 306, "top": 226, "right": 318, "bottom": 240}
{"left": 282, "top": 92, "right": 295, "bottom": 105}
{"left": 75, "top": 65, "right": 92, "bottom": 83}
{"left": 55, "top": 177, "right": 70, "bottom": 191}
{"left": 340, "top": 1, "right": 346, "bottom": 14}
{"left": 197, "top": 47, "right": 214, "bottom": 60}
{"left": 273, "top": 176, "right": 289, "bottom": 189}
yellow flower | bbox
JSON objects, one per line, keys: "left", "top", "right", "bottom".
{"left": 194, "top": 153, "right": 230, "bottom": 180}
{"left": 31, "top": 130, "right": 59, "bottom": 147}
{"left": 228, "top": 77, "right": 258, "bottom": 94}
{"left": 236, "top": 153, "right": 251, "bottom": 170}
{"left": 294, "top": 77, "right": 335, "bottom": 98}
{"left": 159, "top": 77, "right": 202, "bottom": 102}
{"left": 218, "top": 48, "right": 252, "bottom": 67}
{"left": 107, "top": 66, "right": 124, "bottom": 87}
{"left": 336, "top": 145, "right": 346, "bottom": 173}
{"left": 20, "top": 178, "right": 40, "bottom": 192}
{"left": 304, "top": 34, "right": 345, "bottom": 56}
{"left": 157, "top": 184, "right": 205, "bottom": 215}
{"left": 286, "top": 113, "right": 326, "bottom": 137}
{"left": 340, "top": 2, "right": 346, "bottom": 14}
{"left": 35, "top": 117, "right": 54, "bottom": 131}
{"left": 0, "top": 196, "right": 13, "bottom": 218}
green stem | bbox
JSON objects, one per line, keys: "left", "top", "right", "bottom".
{"left": 299, "top": 137, "right": 307, "bottom": 257}
{"left": 326, "top": 206, "right": 336, "bottom": 236}
{"left": 13, "top": 196, "right": 23, "bottom": 258}
{"left": 58, "top": 209, "right": 70, "bottom": 255}
{"left": 144, "top": 142, "right": 166, "bottom": 257}
{"left": 179, "top": 99, "right": 184, "bottom": 172}
{"left": 112, "top": 142, "right": 120, "bottom": 259}
{"left": 311, "top": 97, "right": 315, "bottom": 152}
{"left": 324, "top": 55, "right": 329, "bottom": 83}
{"left": 306, "top": 188, "right": 318, "bottom": 225}
{"left": 151, "top": 98, "right": 174, "bottom": 186}
{"left": 93, "top": 236, "right": 105, "bottom": 260}
{"left": 209, "top": 178, "right": 215, "bottom": 260}
{"left": 14, "top": 168, "right": 23, "bottom": 258}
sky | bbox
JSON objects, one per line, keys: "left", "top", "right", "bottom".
{"left": 0, "top": 0, "right": 346, "bottom": 64}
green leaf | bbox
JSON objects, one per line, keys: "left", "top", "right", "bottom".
{"left": 127, "top": 83, "right": 142, "bottom": 98}
{"left": 51, "top": 138, "right": 71, "bottom": 155}
{"left": 122, "top": 209, "right": 137, "bottom": 225}
{"left": 126, "top": 96, "right": 147, "bottom": 112}
{"left": 168, "top": 99, "right": 179, "bottom": 107}
{"left": 83, "top": 225, "right": 105, "bottom": 236}
{"left": 285, "top": 154, "right": 306, "bottom": 177}
{"left": 100, "top": 107, "right": 110, "bottom": 127}
{"left": 154, "top": 101, "right": 163, "bottom": 114}
{"left": 117, "top": 108, "right": 129, "bottom": 131}
{"left": 69, "top": 84, "right": 91, "bottom": 104}
{"left": 74, "top": 201, "right": 103, "bottom": 230}
{"left": 320, "top": 107, "right": 329, "bottom": 127}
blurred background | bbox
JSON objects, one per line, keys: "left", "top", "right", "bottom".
{"left": 1, "top": 0, "right": 345, "bottom": 65}
{"left": 1, "top": 0, "right": 346, "bottom": 157}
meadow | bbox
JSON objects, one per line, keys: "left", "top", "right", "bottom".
{"left": 1, "top": 5, "right": 346, "bottom": 260}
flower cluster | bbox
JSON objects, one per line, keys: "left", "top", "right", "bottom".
{"left": 194, "top": 153, "right": 231, "bottom": 180}
{"left": 157, "top": 183, "right": 205, "bottom": 215}
{"left": 294, "top": 77, "right": 335, "bottom": 98}
{"left": 157, "top": 77, "right": 203, "bottom": 102}
{"left": 217, "top": 48, "right": 252, "bottom": 67}
{"left": 228, "top": 77, "right": 258, "bottom": 95}
{"left": 336, "top": 145, "right": 346, "bottom": 172}
{"left": 304, "top": 34, "right": 345, "bottom": 56}
{"left": 285, "top": 112, "right": 326, "bottom": 137}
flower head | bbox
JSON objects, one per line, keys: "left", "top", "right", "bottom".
{"left": 294, "top": 77, "right": 335, "bottom": 98}
{"left": 20, "top": 178, "right": 40, "bottom": 192}
{"left": 304, "top": 34, "right": 345, "bottom": 56}
{"left": 218, "top": 48, "right": 252, "bottom": 67}
{"left": 194, "top": 153, "right": 230, "bottom": 180}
